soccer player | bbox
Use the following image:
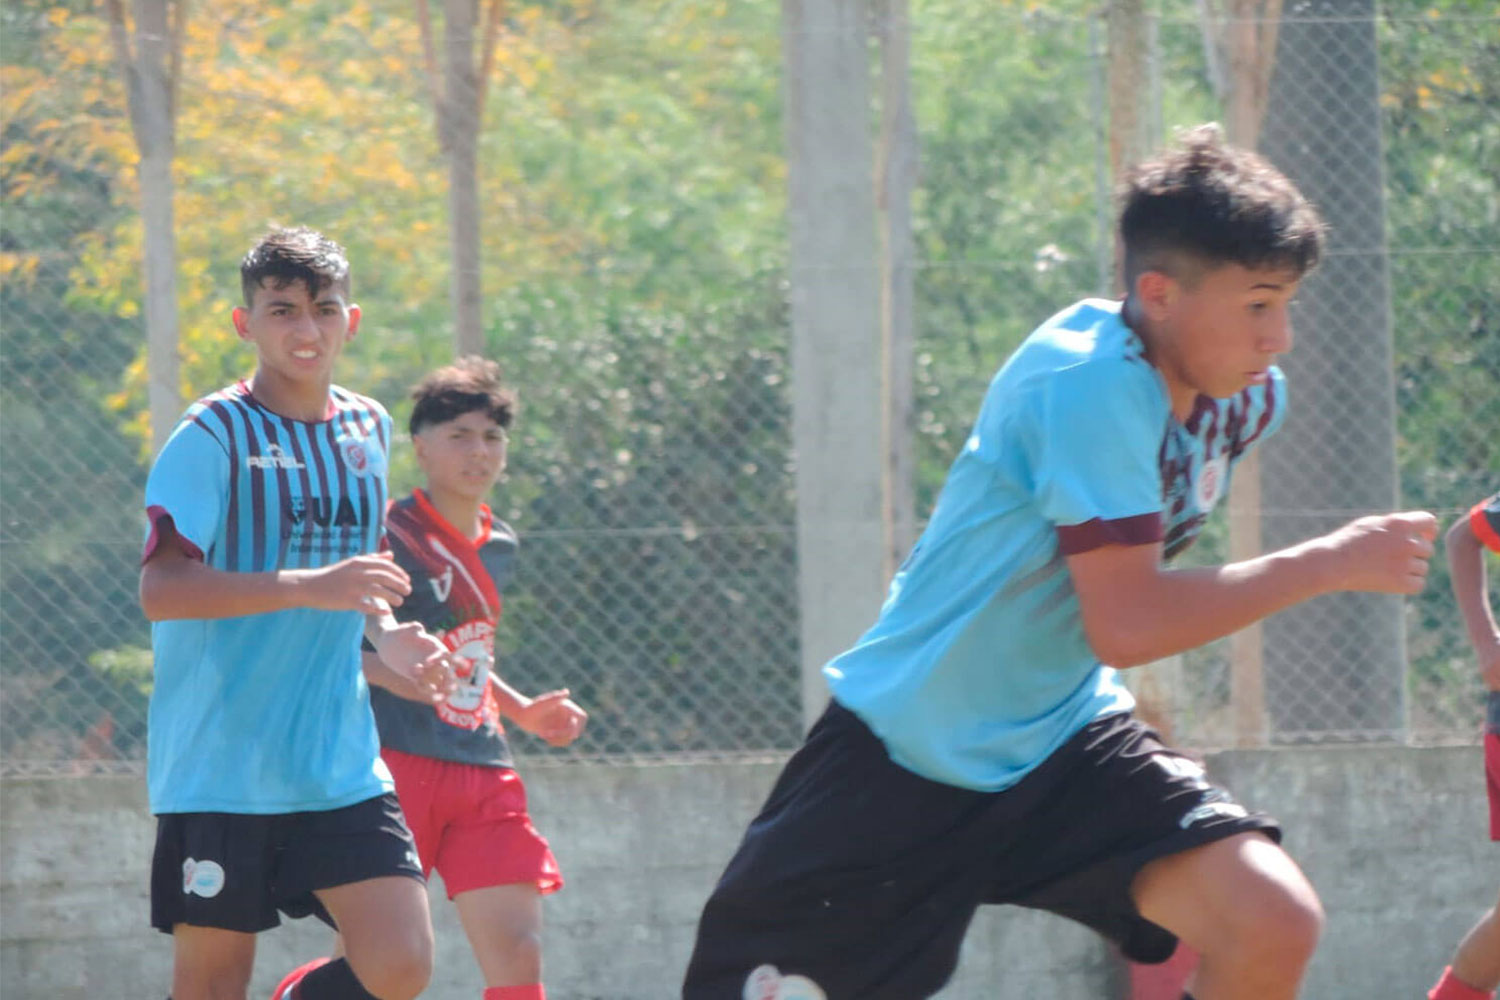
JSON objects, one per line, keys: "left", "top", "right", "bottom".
{"left": 140, "top": 227, "right": 450, "bottom": 1000}
{"left": 306, "top": 356, "right": 587, "bottom": 1000}
{"left": 1426, "top": 494, "right": 1499, "bottom": 1000}
{"left": 682, "top": 124, "right": 1438, "bottom": 1000}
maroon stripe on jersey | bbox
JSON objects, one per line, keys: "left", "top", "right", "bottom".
{"left": 141, "top": 505, "right": 206, "bottom": 566}
{"left": 280, "top": 418, "right": 317, "bottom": 569}
{"left": 320, "top": 413, "right": 346, "bottom": 563}
{"left": 200, "top": 398, "right": 244, "bottom": 571}
{"left": 1056, "top": 512, "right": 1163, "bottom": 555}
{"left": 339, "top": 401, "right": 382, "bottom": 558}
{"left": 1242, "top": 378, "right": 1277, "bottom": 449}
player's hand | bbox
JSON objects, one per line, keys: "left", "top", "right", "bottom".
{"left": 1323, "top": 510, "right": 1437, "bottom": 594}
{"left": 299, "top": 551, "right": 412, "bottom": 612}
{"left": 513, "top": 689, "right": 588, "bottom": 748}
{"left": 373, "top": 622, "right": 456, "bottom": 703}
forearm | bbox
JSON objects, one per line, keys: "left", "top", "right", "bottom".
{"left": 1096, "top": 538, "right": 1341, "bottom": 668}
{"left": 362, "top": 650, "right": 426, "bottom": 702}
{"left": 140, "top": 559, "right": 319, "bottom": 621}
{"left": 488, "top": 673, "right": 534, "bottom": 719}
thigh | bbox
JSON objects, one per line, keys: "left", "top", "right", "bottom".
{"left": 151, "top": 812, "right": 281, "bottom": 934}
{"left": 170, "top": 923, "right": 256, "bottom": 1000}
{"left": 273, "top": 792, "right": 425, "bottom": 924}
{"left": 1130, "top": 832, "right": 1319, "bottom": 958}
{"left": 995, "top": 714, "right": 1281, "bottom": 963}
{"left": 433, "top": 765, "right": 562, "bottom": 898}
{"left": 317, "top": 874, "right": 434, "bottom": 960}
{"left": 683, "top": 702, "right": 990, "bottom": 1000}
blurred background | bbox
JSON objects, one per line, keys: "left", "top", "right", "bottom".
{"left": 2, "top": 0, "right": 1497, "bottom": 777}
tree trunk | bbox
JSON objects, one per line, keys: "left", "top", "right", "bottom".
{"left": 1257, "top": 0, "right": 1403, "bottom": 742}
{"left": 874, "top": 0, "right": 918, "bottom": 579}
{"left": 110, "top": 0, "right": 182, "bottom": 453}
{"left": 443, "top": 0, "right": 484, "bottom": 356}
{"left": 783, "top": 0, "right": 887, "bottom": 729}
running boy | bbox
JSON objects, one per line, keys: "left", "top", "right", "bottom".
{"left": 1426, "top": 493, "right": 1499, "bottom": 1000}
{"left": 682, "top": 124, "right": 1438, "bottom": 1000}
{"left": 141, "top": 227, "right": 449, "bottom": 1000}
{"left": 302, "top": 356, "right": 587, "bottom": 1000}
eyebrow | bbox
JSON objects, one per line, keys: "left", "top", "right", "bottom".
{"left": 1250, "top": 282, "right": 1288, "bottom": 291}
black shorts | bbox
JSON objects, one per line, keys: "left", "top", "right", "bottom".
{"left": 150, "top": 792, "right": 423, "bottom": 934}
{"left": 683, "top": 701, "right": 1280, "bottom": 1000}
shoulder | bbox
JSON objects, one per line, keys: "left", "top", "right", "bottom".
{"left": 156, "top": 384, "right": 253, "bottom": 461}
{"left": 329, "top": 384, "right": 391, "bottom": 422}
{"left": 487, "top": 516, "right": 520, "bottom": 550}
{"left": 1005, "top": 301, "right": 1165, "bottom": 420}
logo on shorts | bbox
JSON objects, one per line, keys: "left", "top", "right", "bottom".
{"left": 743, "top": 965, "right": 828, "bottom": 1000}
{"left": 182, "top": 858, "right": 226, "bottom": 898}
{"left": 1178, "top": 800, "right": 1248, "bottom": 830}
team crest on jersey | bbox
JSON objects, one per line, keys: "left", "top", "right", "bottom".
{"left": 437, "top": 620, "right": 497, "bottom": 730}
{"left": 1194, "top": 453, "right": 1229, "bottom": 512}
{"left": 743, "top": 965, "right": 827, "bottom": 1000}
{"left": 340, "top": 436, "right": 382, "bottom": 478}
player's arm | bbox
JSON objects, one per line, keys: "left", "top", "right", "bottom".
{"left": 139, "top": 517, "right": 414, "bottom": 621}
{"left": 1445, "top": 508, "right": 1500, "bottom": 690}
{"left": 361, "top": 647, "right": 454, "bottom": 704}
{"left": 1066, "top": 510, "right": 1437, "bottom": 669}
{"left": 490, "top": 673, "right": 588, "bottom": 748}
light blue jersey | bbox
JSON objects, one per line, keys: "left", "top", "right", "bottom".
{"left": 826, "top": 299, "right": 1285, "bottom": 792}
{"left": 143, "top": 381, "right": 394, "bottom": 814}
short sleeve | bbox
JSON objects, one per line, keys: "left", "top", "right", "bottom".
{"left": 1032, "top": 360, "right": 1167, "bottom": 555}
{"left": 143, "top": 419, "right": 229, "bottom": 563}
{"left": 1471, "top": 493, "right": 1500, "bottom": 554}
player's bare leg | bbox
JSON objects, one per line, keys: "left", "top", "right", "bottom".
{"left": 316, "top": 876, "right": 433, "bottom": 1000}
{"left": 170, "top": 924, "right": 256, "bottom": 1000}
{"left": 1131, "top": 832, "right": 1322, "bottom": 1000}
{"left": 454, "top": 883, "right": 544, "bottom": 987}
{"left": 1443, "top": 888, "right": 1500, "bottom": 996}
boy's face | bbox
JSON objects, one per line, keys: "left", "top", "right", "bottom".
{"left": 232, "top": 279, "right": 359, "bottom": 389}
{"left": 1139, "top": 262, "right": 1299, "bottom": 407}
{"left": 413, "top": 410, "right": 509, "bottom": 504}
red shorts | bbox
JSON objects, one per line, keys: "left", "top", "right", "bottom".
{"left": 1486, "top": 729, "right": 1499, "bottom": 842}
{"left": 382, "top": 747, "right": 562, "bottom": 898}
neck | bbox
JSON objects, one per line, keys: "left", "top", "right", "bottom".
{"left": 424, "top": 486, "right": 484, "bottom": 539}
{"left": 249, "top": 369, "right": 331, "bottom": 422}
{"left": 1122, "top": 296, "right": 1198, "bottom": 421}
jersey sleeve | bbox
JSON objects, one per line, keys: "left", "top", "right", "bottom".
{"left": 1030, "top": 359, "right": 1167, "bottom": 555}
{"left": 142, "top": 419, "right": 229, "bottom": 564}
{"left": 1471, "top": 493, "right": 1500, "bottom": 554}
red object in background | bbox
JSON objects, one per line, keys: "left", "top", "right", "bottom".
{"left": 1129, "top": 943, "right": 1199, "bottom": 1000}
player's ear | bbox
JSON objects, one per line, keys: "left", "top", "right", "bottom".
{"left": 231, "top": 306, "right": 252, "bottom": 341}
{"left": 1134, "top": 270, "right": 1175, "bottom": 324}
{"left": 344, "top": 303, "right": 361, "bottom": 341}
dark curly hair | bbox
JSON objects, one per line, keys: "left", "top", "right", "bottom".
{"left": 240, "top": 226, "right": 351, "bottom": 306}
{"left": 1120, "top": 123, "right": 1326, "bottom": 289}
{"left": 409, "top": 356, "right": 516, "bottom": 436}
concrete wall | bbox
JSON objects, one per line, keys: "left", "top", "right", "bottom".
{"left": 1, "top": 745, "right": 1491, "bottom": 999}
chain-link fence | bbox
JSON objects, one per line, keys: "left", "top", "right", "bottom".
{"left": 2, "top": 1, "right": 1495, "bottom": 776}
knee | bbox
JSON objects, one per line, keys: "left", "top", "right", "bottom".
{"left": 494, "top": 928, "right": 544, "bottom": 983}
{"left": 1234, "top": 878, "right": 1324, "bottom": 968}
{"left": 353, "top": 935, "right": 434, "bottom": 1000}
